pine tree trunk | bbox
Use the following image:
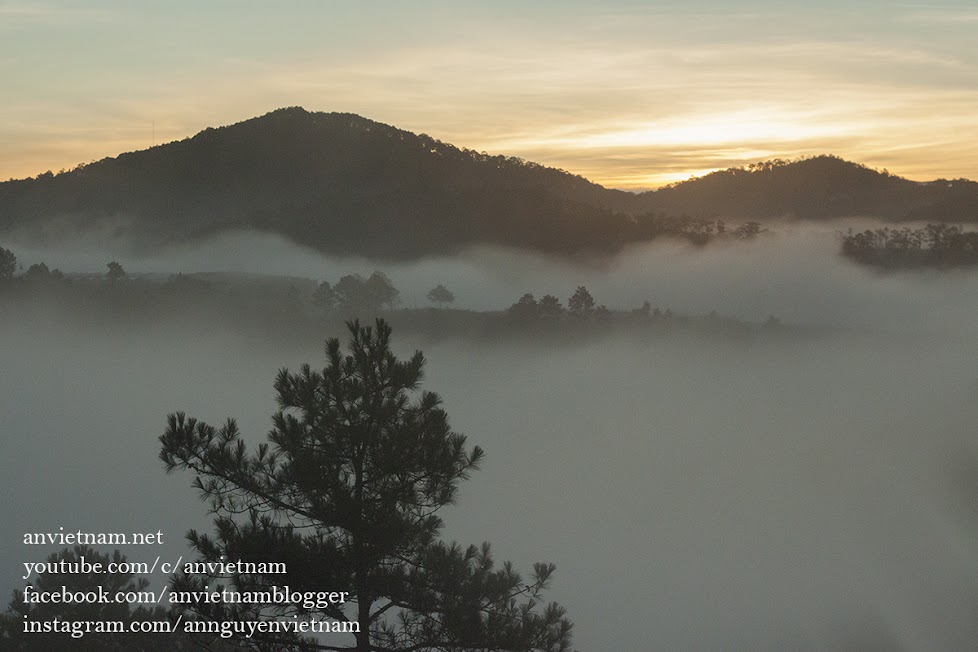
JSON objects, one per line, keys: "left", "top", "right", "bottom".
{"left": 355, "top": 592, "right": 371, "bottom": 652}
{"left": 354, "top": 451, "right": 370, "bottom": 652}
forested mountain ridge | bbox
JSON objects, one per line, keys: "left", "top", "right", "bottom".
{"left": 633, "top": 156, "right": 978, "bottom": 223}
{"left": 0, "top": 108, "right": 637, "bottom": 257}
{"left": 1, "top": 108, "right": 975, "bottom": 259}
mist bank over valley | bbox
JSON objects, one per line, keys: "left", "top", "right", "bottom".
{"left": 4, "top": 216, "right": 978, "bottom": 649}
{"left": 5, "top": 226, "right": 978, "bottom": 339}
{"left": 2, "top": 295, "right": 978, "bottom": 649}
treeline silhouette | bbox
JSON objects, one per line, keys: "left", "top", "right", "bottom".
{"left": 0, "top": 254, "right": 782, "bottom": 341}
{"left": 627, "top": 215, "right": 764, "bottom": 245}
{"left": 840, "top": 224, "right": 978, "bottom": 268}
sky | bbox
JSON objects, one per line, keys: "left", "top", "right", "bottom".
{"left": 2, "top": 0, "right": 977, "bottom": 190}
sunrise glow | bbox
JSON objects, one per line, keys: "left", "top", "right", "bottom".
{"left": 2, "top": 1, "right": 976, "bottom": 189}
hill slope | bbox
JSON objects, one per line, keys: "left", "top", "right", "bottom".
{"left": 633, "top": 156, "right": 978, "bottom": 222}
{"left": 0, "top": 108, "right": 634, "bottom": 257}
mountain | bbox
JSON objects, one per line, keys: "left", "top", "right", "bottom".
{"left": 1, "top": 108, "right": 975, "bottom": 259}
{"left": 633, "top": 156, "right": 978, "bottom": 223}
{"left": 0, "top": 107, "right": 634, "bottom": 258}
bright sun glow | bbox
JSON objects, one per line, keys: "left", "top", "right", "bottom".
{"left": 642, "top": 169, "right": 723, "bottom": 186}
{"left": 568, "top": 110, "right": 862, "bottom": 150}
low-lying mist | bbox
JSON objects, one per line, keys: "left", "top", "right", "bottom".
{"left": 3, "top": 226, "right": 978, "bottom": 650}
{"left": 8, "top": 224, "right": 978, "bottom": 332}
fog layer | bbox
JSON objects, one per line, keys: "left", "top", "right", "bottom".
{"left": 8, "top": 225, "right": 978, "bottom": 332}
{"left": 3, "top": 229, "right": 978, "bottom": 650}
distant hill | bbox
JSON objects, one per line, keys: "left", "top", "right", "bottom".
{"left": 1, "top": 108, "right": 975, "bottom": 259}
{"left": 0, "top": 108, "right": 634, "bottom": 257}
{"left": 633, "top": 156, "right": 978, "bottom": 223}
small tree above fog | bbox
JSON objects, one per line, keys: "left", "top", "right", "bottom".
{"left": 364, "top": 271, "right": 398, "bottom": 309}
{"left": 313, "top": 280, "right": 337, "bottom": 312}
{"left": 159, "top": 319, "right": 573, "bottom": 651}
{"left": 0, "top": 246, "right": 15, "bottom": 281}
{"left": 326, "top": 271, "right": 399, "bottom": 313}
{"left": 23, "top": 263, "right": 51, "bottom": 283}
{"left": 539, "top": 294, "right": 564, "bottom": 319}
{"left": 632, "top": 300, "right": 652, "bottom": 319}
{"left": 106, "top": 261, "right": 126, "bottom": 282}
{"left": 426, "top": 284, "right": 455, "bottom": 307}
{"left": 508, "top": 292, "right": 539, "bottom": 320}
{"left": 567, "top": 286, "right": 595, "bottom": 317}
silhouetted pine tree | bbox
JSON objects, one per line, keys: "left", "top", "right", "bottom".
{"left": 160, "top": 319, "right": 573, "bottom": 651}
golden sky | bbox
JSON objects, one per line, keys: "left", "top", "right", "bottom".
{"left": 2, "top": 1, "right": 977, "bottom": 190}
